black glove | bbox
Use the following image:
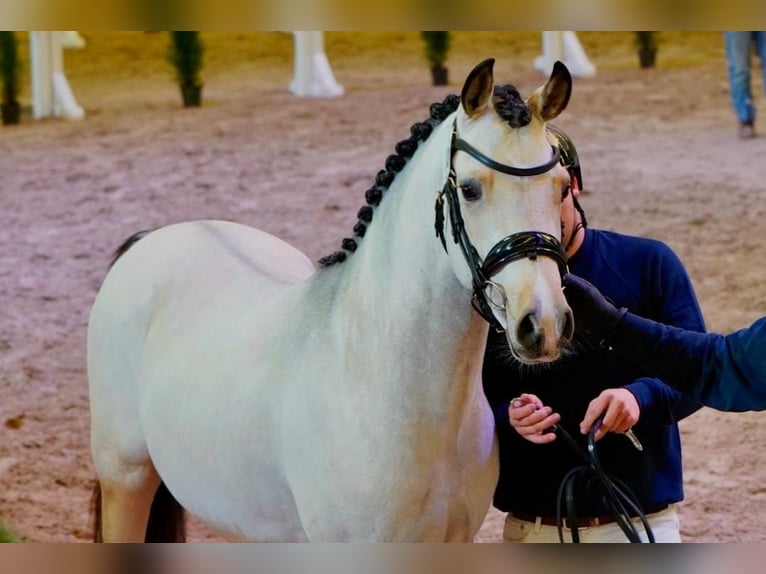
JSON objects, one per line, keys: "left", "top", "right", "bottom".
{"left": 562, "top": 273, "right": 627, "bottom": 345}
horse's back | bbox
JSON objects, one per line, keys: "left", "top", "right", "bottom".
{"left": 90, "top": 220, "right": 314, "bottom": 343}
{"left": 114, "top": 220, "right": 316, "bottom": 287}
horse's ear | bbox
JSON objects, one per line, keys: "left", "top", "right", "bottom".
{"left": 461, "top": 58, "right": 495, "bottom": 118}
{"left": 527, "top": 60, "right": 572, "bottom": 122}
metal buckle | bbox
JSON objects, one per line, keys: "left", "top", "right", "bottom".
{"left": 484, "top": 279, "right": 507, "bottom": 311}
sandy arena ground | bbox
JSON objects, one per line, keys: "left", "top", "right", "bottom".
{"left": 1, "top": 32, "right": 766, "bottom": 542}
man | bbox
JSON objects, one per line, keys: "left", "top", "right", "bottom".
{"left": 482, "top": 125, "right": 705, "bottom": 543}
{"left": 563, "top": 273, "right": 766, "bottom": 414}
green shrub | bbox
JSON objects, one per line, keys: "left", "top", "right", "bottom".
{"left": 635, "top": 31, "right": 658, "bottom": 52}
{"left": 0, "top": 31, "right": 20, "bottom": 104}
{"left": 421, "top": 31, "right": 450, "bottom": 68}
{"left": 635, "top": 32, "right": 659, "bottom": 68}
{"left": 167, "top": 31, "right": 204, "bottom": 106}
{"left": 168, "top": 31, "right": 203, "bottom": 87}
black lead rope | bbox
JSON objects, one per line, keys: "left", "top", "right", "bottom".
{"left": 551, "top": 419, "right": 656, "bottom": 543}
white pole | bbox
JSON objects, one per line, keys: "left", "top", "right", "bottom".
{"left": 562, "top": 32, "right": 596, "bottom": 78}
{"left": 28, "top": 31, "right": 85, "bottom": 120}
{"left": 533, "top": 31, "right": 564, "bottom": 75}
{"left": 61, "top": 31, "right": 86, "bottom": 49}
{"left": 534, "top": 31, "right": 596, "bottom": 78}
{"left": 50, "top": 32, "right": 85, "bottom": 120}
{"left": 289, "top": 32, "right": 343, "bottom": 98}
{"left": 29, "top": 32, "right": 53, "bottom": 120}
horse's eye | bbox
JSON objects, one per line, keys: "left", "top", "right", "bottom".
{"left": 561, "top": 184, "right": 571, "bottom": 201}
{"left": 460, "top": 183, "right": 482, "bottom": 201}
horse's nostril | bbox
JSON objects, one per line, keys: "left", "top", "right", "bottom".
{"left": 517, "top": 312, "right": 543, "bottom": 349}
{"left": 562, "top": 309, "right": 575, "bottom": 342}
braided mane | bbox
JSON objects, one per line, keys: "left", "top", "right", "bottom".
{"left": 318, "top": 94, "right": 460, "bottom": 267}
{"left": 318, "top": 84, "right": 528, "bottom": 267}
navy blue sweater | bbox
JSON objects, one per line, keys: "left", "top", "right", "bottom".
{"left": 613, "top": 313, "right": 766, "bottom": 412}
{"left": 482, "top": 228, "right": 706, "bottom": 516}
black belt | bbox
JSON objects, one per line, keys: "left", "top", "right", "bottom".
{"left": 509, "top": 504, "right": 669, "bottom": 528}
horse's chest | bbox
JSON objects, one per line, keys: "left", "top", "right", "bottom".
{"left": 278, "top": 415, "right": 496, "bottom": 540}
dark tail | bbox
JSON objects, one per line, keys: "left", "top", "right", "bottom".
{"left": 91, "top": 480, "right": 187, "bottom": 543}
{"left": 91, "top": 481, "right": 103, "bottom": 543}
{"left": 145, "top": 482, "right": 186, "bottom": 542}
{"left": 110, "top": 229, "right": 154, "bottom": 268}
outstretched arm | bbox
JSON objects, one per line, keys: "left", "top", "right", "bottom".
{"left": 563, "top": 273, "right": 766, "bottom": 412}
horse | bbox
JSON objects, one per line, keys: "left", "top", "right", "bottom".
{"left": 87, "top": 58, "right": 575, "bottom": 542}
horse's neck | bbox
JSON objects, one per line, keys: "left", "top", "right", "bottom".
{"left": 314, "top": 118, "right": 489, "bottom": 409}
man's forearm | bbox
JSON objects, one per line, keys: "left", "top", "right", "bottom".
{"left": 611, "top": 313, "right": 766, "bottom": 412}
{"left": 611, "top": 313, "right": 715, "bottom": 403}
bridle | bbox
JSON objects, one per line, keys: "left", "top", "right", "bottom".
{"left": 434, "top": 120, "right": 568, "bottom": 332}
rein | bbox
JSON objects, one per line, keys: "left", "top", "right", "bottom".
{"left": 551, "top": 420, "right": 655, "bottom": 543}
{"left": 435, "top": 120, "right": 568, "bottom": 332}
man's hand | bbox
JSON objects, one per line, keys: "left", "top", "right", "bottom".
{"left": 579, "top": 388, "right": 640, "bottom": 441}
{"left": 562, "top": 274, "right": 627, "bottom": 343}
{"left": 509, "top": 393, "right": 561, "bottom": 444}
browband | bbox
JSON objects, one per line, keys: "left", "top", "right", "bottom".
{"left": 453, "top": 138, "right": 561, "bottom": 177}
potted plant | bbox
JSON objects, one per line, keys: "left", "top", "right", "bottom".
{"left": 0, "top": 31, "right": 21, "bottom": 125}
{"left": 421, "top": 31, "right": 450, "bottom": 86}
{"left": 635, "top": 31, "right": 658, "bottom": 69}
{"left": 168, "top": 31, "right": 204, "bottom": 107}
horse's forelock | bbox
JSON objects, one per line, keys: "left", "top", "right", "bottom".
{"left": 492, "top": 84, "right": 532, "bottom": 129}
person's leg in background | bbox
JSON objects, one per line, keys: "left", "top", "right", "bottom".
{"left": 754, "top": 32, "right": 766, "bottom": 103}
{"left": 725, "top": 31, "right": 756, "bottom": 138}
